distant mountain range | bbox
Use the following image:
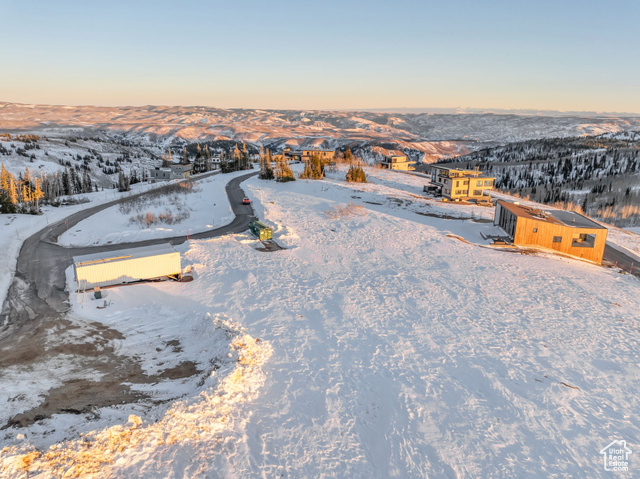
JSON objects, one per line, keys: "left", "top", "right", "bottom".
{"left": 1, "top": 102, "right": 639, "bottom": 224}
{"left": 2, "top": 102, "right": 639, "bottom": 150}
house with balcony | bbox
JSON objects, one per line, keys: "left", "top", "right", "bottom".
{"left": 379, "top": 154, "right": 416, "bottom": 171}
{"left": 149, "top": 163, "right": 193, "bottom": 183}
{"left": 282, "top": 148, "right": 335, "bottom": 163}
{"left": 494, "top": 200, "right": 608, "bottom": 263}
{"left": 429, "top": 166, "right": 495, "bottom": 201}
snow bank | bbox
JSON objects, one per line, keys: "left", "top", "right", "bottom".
{"left": 2, "top": 167, "right": 639, "bottom": 477}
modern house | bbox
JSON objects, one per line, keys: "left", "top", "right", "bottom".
{"left": 282, "top": 148, "right": 335, "bottom": 162}
{"left": 149, "top": 163, "right": 193, "bottom": 182}
{"left": 149, "top": 167, "right": 172, "bottom": 182}
{"left": 379, "top": 155, "right": 416, "bottom": 171}
{"left": 429, "top": 166, "right": 495, "bottom": 201}
{"left": 494, "top": 200, "right": 608, "bottom": 263}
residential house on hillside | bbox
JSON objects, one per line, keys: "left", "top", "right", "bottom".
{"left": 149, "top": 163, "right": 193, "bottom": 183}
{"left": 282, "top": 148, "right": 335, "bottom": 162}
{"left": 494, "top": 200, "right": 608, "bottom": 263}
{"left": 430, "top": 166, "right": 495, "bottom": 201}
{"left": 380, "top": 154, "right": 416, "bottom": 171}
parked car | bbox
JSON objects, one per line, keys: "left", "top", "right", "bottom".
{"left": 242, "top": 197, "right": 251, "bottom": 205}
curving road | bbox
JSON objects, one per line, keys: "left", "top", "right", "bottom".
{"left": 0, "top": 170, "right": 258, "bottom": 428}
{"left": 1, "top": 170, "right": 258, "bottom": 325}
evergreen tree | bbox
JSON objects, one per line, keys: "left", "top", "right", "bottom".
{"left": 346, "top": 163, "right": 367, "bottom": 183}
{"left": 0, "top": 163, "right": 9, "bottom": 192}
{"left": 32, "top": 178, "right": 44, "bottom": 213}
{"left": 118, "top": 170, "right": 130, "bottom": 192}
{"left": 299, "top": 153, "right": 325, "bottom": 179}
{"left": 259, "top": 149, "right": 275, "bottom": 180}
{"left": 8, "top": 174, "right": 18, "bottom": 207}
{"left": 204, "top": 144, "right": 212, "bottom": 172}
{"left": 242, "top": 143, "right": 249, "bottom": 169}
{"left": 344, "top": 148, "right": 353, "bottom": 163}
{"left": 275, "top": 157, "right": 295, "bottom": 182}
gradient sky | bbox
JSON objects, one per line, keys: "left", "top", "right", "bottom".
{"left": 2, "top": 0, "right": 639, "bottom": 113}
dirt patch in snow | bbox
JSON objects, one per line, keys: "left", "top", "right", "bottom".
{"left": 254, "top": 240, "right": 286, "bottom": 252}
{"left": 159, "top": 361, "right": 200, "bottom": 380}
{"left": 4, "top": 380, "right": 145, "bottom": 429}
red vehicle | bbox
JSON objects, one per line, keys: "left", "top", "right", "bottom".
{"left": 242, "top": 197, "right": 251, "bottom": 205}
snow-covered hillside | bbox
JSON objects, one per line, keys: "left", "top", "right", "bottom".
{"left": 2, "top": 102, "right": 640, "bottom": 166}
{"left": 1, "top": 167, "right": 639, "bottom": 477}
{"left": 0, "top": 133, "right": 163, "bottom": 189}
{"left": 442, "top": 133, "right": 640, "bottom": 226}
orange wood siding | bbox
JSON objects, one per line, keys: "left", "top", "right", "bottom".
{"left": 513, "top": 217, "right": 607, "bottom": 263}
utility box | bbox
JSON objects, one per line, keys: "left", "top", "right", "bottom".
{"left": 249, "top": 221, "right": 273, "bottom": 241}
{"left": 73, "top": 243, "right": 181, "bottom": 290}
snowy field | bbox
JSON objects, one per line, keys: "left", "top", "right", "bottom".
{"left": 1, "top": 167, "right": 640, "bottom": 477}
{"left": 58, "top": 170, "right": 248, "bottom": 247}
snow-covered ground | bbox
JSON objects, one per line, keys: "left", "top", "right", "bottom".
{"left": 0, "top": 178, "right": 193, "bottom": 309}
{"left": 1, "top": 167, "right": 640, "bottom": 477}
{"left": 606, "top": 227, "right": 640, "bottom": 261}
{"left": 58, "top": 170, "right": 248, "bottom": 247}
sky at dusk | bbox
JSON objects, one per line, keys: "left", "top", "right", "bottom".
{"left": 1, "top": 0, "right": 639, "bottom": 113}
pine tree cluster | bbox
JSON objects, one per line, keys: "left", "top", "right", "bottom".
{"left": 346, "top": 164, "right": 367, "bottom": 183}
{"left": 299, "top": 154, "right": 325, "bottom": 180}
{"left": 443, "top": 133, "right": 640, "bottom": 224}
{"left": 258, "top": 149, "right": 275, "bottom": 180}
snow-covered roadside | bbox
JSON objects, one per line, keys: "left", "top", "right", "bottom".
{"left": 58, "top": 170, "right": 249, "bottom": 247}
{"left": 1, "top": 240, "right": 272, "bottom": 478}
{"left": 1, "top": 168, "right": 639, "bottom": 477}
{"left": 0, "top": 265, "right": 272, "bottom": 476}
{"left": 607, "top": 227, "right": 640, "bottom": 260}
{"left": 0, "top": 179, "right": 182, "bottom": 309}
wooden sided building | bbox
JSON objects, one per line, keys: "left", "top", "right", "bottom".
{"left": 494, "top": 200, "right": 608, "bottom": 263}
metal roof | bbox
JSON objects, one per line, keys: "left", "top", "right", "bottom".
{"left": 497, "top": 201, "right": 605, "bottom": 229}
{"left": 546, "top": 209, "right": 605, "bottom": 229}
{"left": 73, "top": 243, "right": 178, "bottom": 267}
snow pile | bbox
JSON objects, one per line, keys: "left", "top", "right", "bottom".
{"left": 0, "top": 329, "right": 271, "bottom": 478}
{"left": 1, "top": 167, "right": 640, "bottom": 477}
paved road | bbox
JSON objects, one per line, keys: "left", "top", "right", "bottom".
{"left": 0, "top": 170, "right": 259, "bottom": 427}
{"left": 603, "top": 243, "right": 640, "bottom": 278}
{"left": 1, "top": 169, "right": 258, "bottom": 328}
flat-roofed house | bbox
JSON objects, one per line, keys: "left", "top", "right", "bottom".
{"left": 430, "top": 166, "right": 495, "bottom": 200}
{"left": 149, "top": 163, "right": 193, "bottom": 183}
{"left": 494, "top": 200, "right": 608, "bottom": 263}
{"left": 282, "top": 148, "right": 336, "bottom": 163}
{"left": 150, "top": 167, "right": 172, "bottom": 182}
{"left": 380, "top": 154, "right": 416, "bottom": 171}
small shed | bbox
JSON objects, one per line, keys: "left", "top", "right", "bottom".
{"left": 73, "top": 243, "right": 181, "bottom": 290}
